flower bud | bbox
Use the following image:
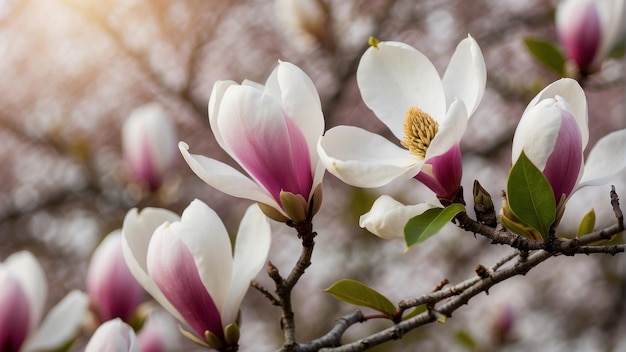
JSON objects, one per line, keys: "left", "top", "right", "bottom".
{"left": 86, "top": 318, "right": 139, "bottom": 352}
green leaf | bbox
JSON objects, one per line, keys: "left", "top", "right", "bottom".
{"left": 402, "top": 304, "right": 427, "bottom": 321}
{"left": 524, "top": 37, "right": 566, "bottom": 76}
{"left": 577, "top": 209, "right": 596, "bottom": 237}
{"left": 455, "top": 330, "right": 478, "bottom": 351}
{"left": 404, "top": 204, "right": 465, "bottom": 248}
{"left": 324, "top": 279, "right": 396, "bottom": 316}
{"left": 507, "top": 151, "right": 556, "bottom": 240}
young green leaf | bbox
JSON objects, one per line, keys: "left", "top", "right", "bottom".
{"left": 324, "top": 279, "right": 396, "bottom": 316}
{"left": 507, "top": 151, "right": 556, "bottom": 240}
{"left": 404, "top": 204, "right": 465, "bottom": 248}
{"left": 402, "top": 304, "right": 427, "bottom": 321}
{"left": 524, "top": 37, "right": 566, "bottom": 76}
{"left": 577, "top": 209, "right": 596, "bottom": 237}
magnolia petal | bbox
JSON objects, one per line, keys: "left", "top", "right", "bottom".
{"left": 0, "top": 267, "right": 30, "bottom": 351}
{"left": 317, "top": 126, "right": 422, "bottom": 187}
{"left": 357, "top": 41, "right": 446, "bottom": 140}
{"left": 523, "top": 78, "right": 588, "bottom": 148}
{"left": 359, "top": 195, "right": 436, "bottom": 240}
{"left": 209, "top": 80, "right": 238, "bottom": 151}
{"left": 265, "top": 61, "right": 325, "bottom": 154}
{"left": 147, "top": 221, "right": 223, "bottom": 339}
{"left": 441, "top": 35, "right": 487, "bottom": 116}
{"left": 577, "top": 129, "right": 626, "bottom": 189}
{"left": 425, "top": 98, "right": 468, "bottom": 160}
{"left": 23, "top": 290, "right": 88, "bottom": 352}
{"left": 178, "top": 200, "right": 233, "bottom": 318}
{"left": 512, "top": 100, "right": 564, "bottom": 170}
{"left": 222, "top": 204, "right": 271, "bottom": 326}
{"left": 179, "top": 142, "right": 280, "bottom": 210}
{"left": 85, "top": 318, "right": 139, "bottom": 352}
{"left": 121, "top": 208, "right": 186, "bottom": 324}
{"left": 594, "top": 0, "right": 625, "bottom": 61}
{"left": 4, "top": 251, "right": 47, "bottom": 333}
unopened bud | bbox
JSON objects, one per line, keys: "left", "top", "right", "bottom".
{"left": 473, "top": 180, "right": 496, "bottom": 227}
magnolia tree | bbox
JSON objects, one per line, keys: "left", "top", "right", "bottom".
{"left": 0, "top": 0, "right": 625, "bottom": 351}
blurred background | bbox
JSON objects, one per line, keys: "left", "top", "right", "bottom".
{"left": 0, "top": 0, "right": 624, "bottom": 350}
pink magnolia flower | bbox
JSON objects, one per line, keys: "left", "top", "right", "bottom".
{"left": 136, "top": 309, "right": 180, "bottom": 352}
{"left": 556, "top": 0, "right": 625, "bottom": 74}
{"left": 85, "top": 318, "right": 139, "bottom": 352}
{"left": 179, "top": 61, "right": 325, "bottom": 224}
{"left": 508, "top": 78, "right": 626, "bottom": 228}
{"left": 87, "top": 230, "right": 145, "bottom": 324}
{"left": 122, "top": 103, "right": 178, "bottom": 191}
{"left": 0, "top": 251, "right": 88, "bottom": 352}
{"left": 122, "top": 200, "right": 271, "bottom": 349}
{"left": 318, "top": 35, "right": 486, "bottom": 202}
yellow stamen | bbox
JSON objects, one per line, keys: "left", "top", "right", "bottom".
{"left": 401, "top": 106, "right": 439, "bottom": 159}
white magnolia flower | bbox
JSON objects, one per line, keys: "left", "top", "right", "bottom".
{"left": 122, "top": 200, "right": 271, "bottom": 348}
{"left": 318, "top": 35, "right": 486, "bottom": 201}
{"left": 180, "top": 61, "right": 325, "bottom": 223}
{"left": 0, "top": 251, "right": 88, "bottom": 351}
{"left": 85, "top": 318, "right": 139, "bottom": 352}
{"left": 359, "top": 195, "right": 436, "bottom": 240}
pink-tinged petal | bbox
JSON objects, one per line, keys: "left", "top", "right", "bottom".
{"left": 425, "top": 98, "right": 468, "bottom": 159}
{"left": 209, "top": 80, "right": 238, "bottom": 151}
{"left": 23, "top": 290, "right": 88, "bottom": 352}
{"left": 359, "top": 195, "right": 436, "bottom": 240}
{"left": 179, "top": 142, "right": 280, "bottom": 210}
{"left": 357, "top": 41, "right": 447, "bottom": 140}
{"left": 137, "top": 310, "right": 180, "bottom": 352}
{"left": 416, "top": 144, "right": 463, "bottom": 200}
{"left": 594, "top": 0, "right": 625, "bottom": 61}
{"left": 265, "top": 61, "right": 325, "bottom": 156}
{"left": 317, "top": 126, "right": 422, "bottom": 187}
{"left": 523, "top": 78, "right": 588, "bottom": 149}
{"left": 217, "top": 85, "right": 314, "bottom": 201}
{"left": 577, "top": 129, "right": 626, "bottom": 189}
{"left": 222, "top": 204, "right": 271, "bottom": 326}
{"left": 121, "top": 208, "right": 186, "bottom": 325}
{"left": 85, "top": 318, "right": 139, "bottom": 352}
{"left": 541, "top": 106, "right": 583, "bottom": 199}
{"left": 512, "top": 99, "right": 564, "bottom": 170}
{"left": 122, "top": 103, "right": 178, "bottom": 191}
{"left": 147, "top": 221, "right": 223, "bottom": 339}
{"left": 4, "top": 251, "right": 46, "bottom": 333}
{"left": 0, "top": 268, "right": 30, "bottom": 352}
{"left": 557, "top": 0, "right": 601, "bottom": 71}
{"left": 177, "top": 200, "right": 233, "bottom": 321}
{"left": 87, "top": 231, "right": 144, "bottom": 323}
{"left": 442, "top": 35, "right": 487, "bottom": 116}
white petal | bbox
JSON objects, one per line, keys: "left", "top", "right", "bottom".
{"left": 22, "top": 290, "right": 88, "bottom": 352}
{"left": 179, "top": 142, "right": 280, "bottom": 210}
{"left": 512, "top": 100, "right": 563, "bottom": 170}
{"left": 523, "top": 78, "right": 588, "bottom": 148}
{"left": 359, "top": 195, "right": 436, "bottom": 240}
{"left": 595, "top": 0, "right": 625, "bottom": 60}
{"left": 178, "top": 199, "right": 233, "bottom": 317}
{"left": 317, "top": 126, "right": 422, "bottom": 188}
{"left": 442, "top": 35, "right": 486, "bottom": 116}
{"left": 577, "top": 129, "right": 626, "bottom": 189}
{"left": 357, "top": 41, "right": 446, "bottom": 140}
{"left": 85, "top": 318, "right": 139, "bottom": 352}
{"left": 425, "top": 98, "right": 468, "bottom": 159}
{"left": 267, "top": 62, "right": 325, "bottom": 155}
{"left": 4, "top": 251, "right": 46, "bottom": 332}
{"left": 121, "top": 207, "right": 185, "bottom": 324}
{"left": 222, "top": 204, "right": 271, "bottom": 325}
{"left": 209, "top": 80, "right": 238, "bottom": 151}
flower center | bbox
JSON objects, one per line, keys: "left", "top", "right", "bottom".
{"left": 401, "top": 106, "right": 439, "bottom": 159}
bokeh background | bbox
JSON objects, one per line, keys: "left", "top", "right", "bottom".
{"left": 0, "top": 0, "right": 624, "bottom": 350}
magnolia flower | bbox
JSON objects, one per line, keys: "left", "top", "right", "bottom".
{"left": 275, "top": 0, "right": 332, "bottom": 51}
{"left": 318, "top": 35, "right": 486, "bottom": 202}
{"left": 0, "top": 251, "right": 88, "bottom": 351}
{"left": 179, "top": 61, "right": 325, "bottom": 224}
{"left": 122, "top": 200, "right": 271, "bottom": 349}
{"left": 506, "top": 78, "right": 626, "bottom": 231}
{"left": 122, "top": 103, "right": 178, "bottom": 191}
{"left": 556, "top": 0, "right": 625, "bottom": 74}
{"left": 85, "top": 318, "right": 139, "bottom": 352}
{"left": 359, "top": 195, "right": 436, "bottom": 240}
{"left": 136, "top": 309, "right": 180, "bottom": 352}
{"left": 87, "top": 230, "right": 144, "bottom": 324}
